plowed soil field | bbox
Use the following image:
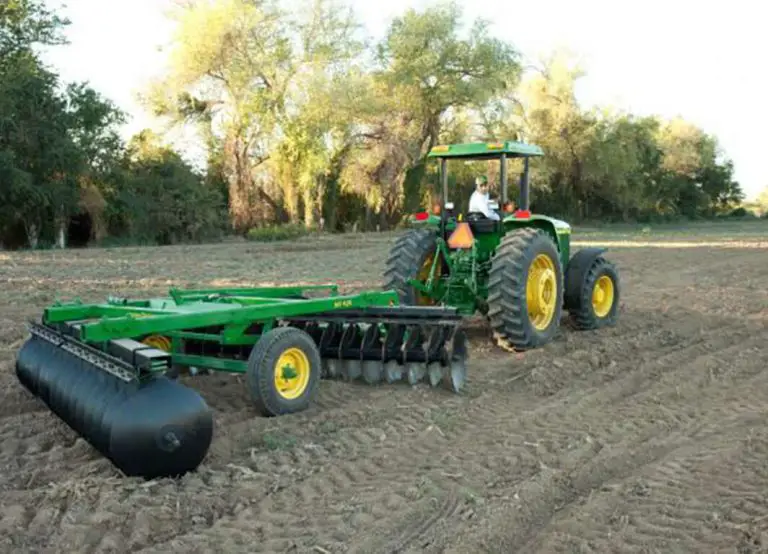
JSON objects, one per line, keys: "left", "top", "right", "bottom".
{"left": 2, "top": 221, "right": 768, "bottom": 553}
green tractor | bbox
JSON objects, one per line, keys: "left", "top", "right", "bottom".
{"left": 383, "top": 140, "right": 621, "bottom": 350}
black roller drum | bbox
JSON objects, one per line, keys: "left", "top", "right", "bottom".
{"left": 15, "top": 335, "right": 214, "bottom": 479}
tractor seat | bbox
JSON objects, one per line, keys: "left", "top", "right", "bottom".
{"left": 465, "top": 212, "right": 500, "bottom": 234}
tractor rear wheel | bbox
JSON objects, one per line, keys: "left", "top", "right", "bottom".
{"left": 487, "top": 227, "right": 563, "bottom": 350}
{"left": 382, "top": 228, "right": 440, "bottom": 305}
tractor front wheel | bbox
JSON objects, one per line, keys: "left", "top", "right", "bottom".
{"left": 564, "top": 254, "right": 620, "bottom": 329}
{"left": 246, "top": 326, "right": 322, "bottom": 417}
{"left": 487, "top": 227, "right": 564, "bottom": 350}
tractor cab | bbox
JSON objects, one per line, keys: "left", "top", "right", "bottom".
{"left": 410, "top": 140, "right": 543, "bottom": 241}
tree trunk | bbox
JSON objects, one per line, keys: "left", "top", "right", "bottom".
{"left": 323, "top": 142, "right": 353, "bottom": 233}
{"left": 302, "top": 187, "right": 316, "bottom": 228}
{"left": 55, "top": 203, "right": 67, "bottom": 249}
{"left": 364, "top": 203, "right": 373, "bottom": 232}
{"left": 283, "top": 179, "right": 300, "bottom": 223}
{"left": 24, "top": 220, "right": 39, "bottom": 249}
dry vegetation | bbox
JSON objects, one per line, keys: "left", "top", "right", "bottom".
{"left": 1, "top": 220, "right": 768, "bottom": 553}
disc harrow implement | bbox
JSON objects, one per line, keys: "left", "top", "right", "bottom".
{"left": 15, "top": 285, "right": 468, "bottom": 479}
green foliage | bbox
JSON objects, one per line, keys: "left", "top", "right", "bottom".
{"left": 0, "top": 0, "right": 69, "bottom": 56}
{"left": 372, "top": 1, "right": 522, "bottom": 213}
{"left": 508, "top": 51, "right": 743, "bottom": 223}
{"left": 0, "top": 0, "right": 755, "bottom": 250}
{"left": 0, "top": 48, "right": 82, "bottom": 247}
{"left": 105, "top": 131, "right": 227, "bottom": 245}
{"left": 145, "top": 0, "right": 365, "bottom": 233}
{"left": 246, "top": 223, "right": 311, "bottom": 242}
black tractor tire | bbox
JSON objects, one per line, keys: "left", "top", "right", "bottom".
{"left": 246, "top": 326, "right": 322, "bottom": 417}
{"left": 565, "top": 255, "right": 620, "bottom": 330}
{"left": 382, "top": 228, "right": 439, "bottom": 305}
{"left": 487, "top": 227, "right": 564, "bottom": 350}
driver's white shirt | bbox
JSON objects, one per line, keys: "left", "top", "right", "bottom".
{"left": 468, "top": 190, "right": 500, "bottom": 220}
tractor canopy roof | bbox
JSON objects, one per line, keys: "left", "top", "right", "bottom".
{"left": 427, "top": 140, "right": 544, "bottom": 160}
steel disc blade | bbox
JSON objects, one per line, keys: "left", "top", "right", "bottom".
{"left": 406, "top": 362, "right": 427, "bottom": 385}
{"left": 427, "top": 362, "right": 443, "bottom": 387}
{"left": 384, "top": 361, "right": 402, "bottom": 383}
{"left": 361, "top": 361, "right": 383, "bottom": 384}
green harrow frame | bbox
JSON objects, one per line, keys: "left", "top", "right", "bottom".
{"left": 15, "top": 284, "right": 468, "bottom": 479}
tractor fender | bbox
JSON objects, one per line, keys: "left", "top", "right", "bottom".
{"left": 563, "top": 247, "right": 606, "bottom": 310}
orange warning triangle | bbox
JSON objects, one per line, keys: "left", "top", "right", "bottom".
{"left": 447, "top": 222, "right": 474, "bottom": 249}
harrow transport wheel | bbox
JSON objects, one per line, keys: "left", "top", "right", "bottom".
{"left": 565, "top": 254, "right": 620, "bottom": 329}
{"left": 487, "top": 227, "right": 563, "bottom": 350}
{"left": 383, "top": 228, "right": 441, "bottom": 305}
{"left": 246, "top": 326, "right": 321, "bottom": 417}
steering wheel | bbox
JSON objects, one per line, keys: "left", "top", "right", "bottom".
{"left": 465, "top": 211, "right": 487, "bottom": 221}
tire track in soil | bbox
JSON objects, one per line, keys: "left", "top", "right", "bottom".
{"left": 431, "top": 326, "right": 768, "bottom": 553}
{"left": 335, "top": 319, "right": 768, "bottom": 553}
{"left": 504, "top": 382, "right": 768, "bottom": 553}
{"left": 488, "top": 307, "right": 738, "bottom": 397}
{"left": 130, "top": 315, "right": 766, "bottom": 553}
{"left": 345, "top": 490, "right": 464, "bottom": 554}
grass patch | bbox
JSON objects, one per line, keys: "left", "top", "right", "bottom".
{"left": 259, "top": 431, "right": 298, "bottom": 451}
{"left": 572, "top": 218, "right": 768, "bottom": 242}
{"left": 246, "top": 223, "right": 311, "bottom": 242}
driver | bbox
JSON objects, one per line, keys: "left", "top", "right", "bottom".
{"left": 468, "top": 175, "right": 500, "bottom": 220}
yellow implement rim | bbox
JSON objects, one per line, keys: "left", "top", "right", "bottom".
{"left": 274, "top": 347, "right": 311, "bottom": 400}
{"left": 142, "top": 335, "right": 171, "bottom": 352}
{"left": 592, "top": 275, "right": 614, "bottom": 317}
{"left": 526, "top": 253, "right": 558, "bottom": 331}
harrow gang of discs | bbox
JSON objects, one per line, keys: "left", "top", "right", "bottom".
{"left": 13, "top": 285, "right": 470, "bottom": 480}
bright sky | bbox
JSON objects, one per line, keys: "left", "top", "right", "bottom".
{"left": 40, "top": 0, "right": 766, "bottom": 200}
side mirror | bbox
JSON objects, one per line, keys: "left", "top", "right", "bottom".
{"left": 445, "top": 202, "right": 455, "bottom": 210}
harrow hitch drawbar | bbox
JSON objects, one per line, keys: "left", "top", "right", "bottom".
{"left": 15, "top": 285, "right": 469, "bottom": 479}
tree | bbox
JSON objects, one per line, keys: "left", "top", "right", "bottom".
{"left": 0, "top": 0, "right": 69, "bottom": 57}
{"left": 107, "top": 130, "right": 226, "bottom": 244}
{"left": 0, "top": 50, "right": 82, "bottom": 248}
{"left": 146, "top": 0, "right": 364, "bottom": 233}
{"left": 372, "top": 1, "right": 522, "bottom": 214}
{"left": 513, "top": 50, "right": 597, "bottom": 218}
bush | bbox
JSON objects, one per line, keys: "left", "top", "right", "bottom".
{"left": 246, "top": 223, "right": 311, "bottom": 242}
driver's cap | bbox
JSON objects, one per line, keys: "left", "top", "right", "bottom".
{"left": 475, "top": 175, "right": 488, "bottom": 185}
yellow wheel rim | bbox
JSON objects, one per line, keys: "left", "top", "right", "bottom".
{"left": 274, "top": 347, "right": 311, "bottom": 400}
{"left": 592, "top": 275, "right": 614, "bottom": 317}
{"left": 415, "top": 252, "right": 441, "bottom": 306}
{"left": 142, "top": 335, "right": 171, "bottom": 352}
{"left": 526, "top": 253, "right": 558, "bottom": 331}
